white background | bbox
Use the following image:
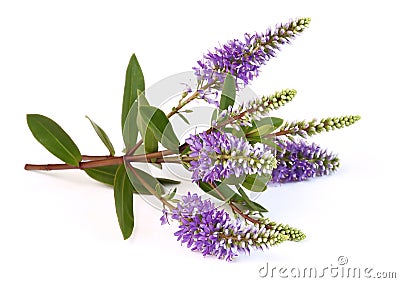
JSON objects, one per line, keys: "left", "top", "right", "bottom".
{"left": 1, "top": 0, "right": 399, "bottom": 282}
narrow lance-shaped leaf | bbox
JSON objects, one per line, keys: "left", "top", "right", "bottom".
{"left": 178, "top": 113, "right": 190, "bottom": 125}
{"left": 136, "top": 94, "right": 158, "bottom": 154}
{"left": 125, "top": 165, "right": 165, "bottom": 195}
{"left": 236, "top": 185, "right": 268, "bottom": 212}
{"left": 241, "top": 174, "right": 270, "bottom": 192}
{"left": 85, "top": 165, "right": 119, "bottom": 186}
{"left": 121, "top": 53, "right": 145, "bottom": 132}
{"left": 230, "top": 195, "right": 269, "bottom": 213}
{"left": 138, "top": 105, "right": 179, "bottom": 152}
{"left": 245, "top": 117, "right": 283, "bottom": 145}
{"left": 114, "top": 165, "right": 134, "bottom": 240}
{"left": 156, "top": 177, "right": 181, "bottom": 185}
{"left": 219, "top": 73, "right": 236, "bottom": 110}
{"left": 246, "top": 117, "right": 283, "bottom": 137}
{"left": 165, "top": 187, "right": 177, "bottom": 200}
{"left": 155, "top": 183, "right": 163, "bottom": 197}
{"left": 86, "top": 116, "right": 115, "bottom": 156}
{"left": 198, "top": 181, "right": 238, "bottom": 202}
{"left": 27, "top": 114, "right": 81, "bottom": 166}
{"left": 210, "top": 108, "right": 218, "bottom": 125}
{"left": 84, "top": 164, "right": 177, "bottom": 190}
{"left": 198, "top": 181, "right": 268, "bottom": 212}
{"left": 123, "top": 99, "right": 139, "bottom": 151}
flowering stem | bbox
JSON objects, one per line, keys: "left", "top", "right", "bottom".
{"left": 167, "top": 91, "right": 198, "bottom": 118}
{"left": 167, "top": 80, "right": 216, "bottom": 118}
{"left": 177, "top": 102, "right": 265, "bottom": 153}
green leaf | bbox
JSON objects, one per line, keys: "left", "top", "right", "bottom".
{"left": 198, "top": 181, "right": 238, "bottom": 202}
{"left": 198, "top": 181, "right": 268, "bottom": 212}
{"left": 86, "top": 116, "right": 115, "bottom": 156}
{"left": 84, "top": 165, "right": 118, "bottom": 186}
{"left": 219, "top": 73, "right": 236, "bottom": 110}
{"left": 236, "top": 185, "right": 268, "bottom": 212}
{"left": 138, "top": 105, "right": 179, "bottom": 152}
{"left": 178, "top": 113, "right": 190, "bottom": 125}
{"left": 259, "top": 138, "right": 278, "bottom": 148}
{"left": 246, "top": 124, "right": 275, "bottom": 137}
{"left": 155, "top": 183, "right": 163, "bottom": 197}
{"left": 123, "top": 100, "right": 139, "bottom": 151}
{"left": 166, "top": 187, "right": 177, "bottom": 200}
{"left": 125, "top": 166, "right": 165, "bottom": 195}
{"left": 114, "top": 165, "right": 134, "bottom": 240}
{"left": 121, "top": 53, "right": 145, "bottom": 132}
{"left": 269, "top": 117, "right": 284, "bottom": 128}
{"left": 241, "top": 174, "right": 270, "bottom": 192}
{"left": 210, "top": 108, "right": 218, "bottom": 125}
{"left": 245, "top": 117, "right": 284, "bottom": 144}
{"left": 247, "top": 117, "right": 283, "bottom": 136}
{"left": 156, "top": 177, "right": 181, "bottom": 185}
{"left": 27, "top": 114, "right": 82, "bottom": 166}
{"left": 137, "top": 94, "right": 158, "bottom": 154}
{"left": 231, "top": 196, "right": 269, "bottom": 213}
{"left": 181, "top": 109, "right": 193, "bottom": 113}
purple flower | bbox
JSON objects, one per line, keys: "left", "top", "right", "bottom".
{"left": 197, "top": 88, "right": 220, "bottom": 107}
{"left": 194, "top": 18, "right": 311, "bottom": 89}
{"left": 161, "top": 193, "right": 300, "bottom": 261}
{"left": 185, "top": 131, "right": 276, "bottom": 183}
{"left": 271, "top": 139, "right": 340, "bottom": 183}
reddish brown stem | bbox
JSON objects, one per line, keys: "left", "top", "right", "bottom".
{"left": 25, "top": 156, "right": 124, "bottom": 171}
{"left": 126, "top": 139, "right": 143, "bottom": 156}
{"left": 264, "top": 129, "right": 292, "bottom": 138}
{"left": 25, "top": 149, "right": 180, "bottom": 171}
{"left": 229, "top": 202, "right": 260, "bottom": 225}
{"left": 81, "top": 155, "right": 114, "bottom": 161}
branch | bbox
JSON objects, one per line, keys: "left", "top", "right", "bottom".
{"left": 25, "top": 149, "right": 180, "bottom": 171}
{"left": 125, "top": 162, "right": 175, "bottom": 210}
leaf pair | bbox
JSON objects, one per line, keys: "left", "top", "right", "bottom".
{"left": 121, "top": 54, "right": 179, "bottom": 154}
{"left": 27, "top": 113, "right": 116, "bottom": 166}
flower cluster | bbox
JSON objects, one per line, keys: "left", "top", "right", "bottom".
{"left": 185, "top": 131, "right": 276, "bottom": 183}
{"left": 271, "top": 138, "right": 340, "bottom": 183}
{"left": 192, "top": 18, "right": 310, "bottom": 107}
{"left": 194, "top": 18, "right": 311, "bottom": 88}
{"left": 214, "top": 89, "right": 296, "bottom": 128}
{"left": 161, "top": 193, "right": 305, "bottom": 261}
{"left": 279, "top": 115, "right": 361, "bottom": 139}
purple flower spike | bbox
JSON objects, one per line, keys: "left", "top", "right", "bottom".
{"left": 185, "top": 131, "right": 276, "bottom": 183}
{"left": 271, "top": 139, "right": 340, "bottom": 183}
{"left": 161, "top": 193, "right": 302, "bottom": 261}
{"left": 194, "top": 18, "right": 311, "bottom": 89}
